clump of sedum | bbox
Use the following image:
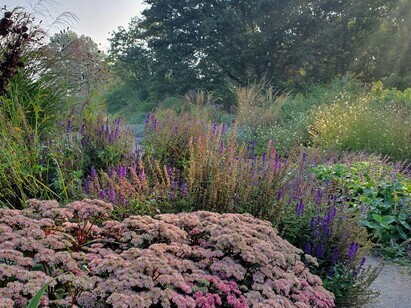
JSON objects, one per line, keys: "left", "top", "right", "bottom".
{"left": 0, "top": 199, "right": 334, "bottom": 307}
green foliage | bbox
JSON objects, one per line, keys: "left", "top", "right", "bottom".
{"left": 0, "top": 82, "right": 64, "bottom": 207}
{"left": 313, "top": 161, "right": 411, "bottom": 257}
{"left": 27, "top": 276, "right": 60, "bottom": 308}
{"left": 323, "top": 262, "right": 382, "bottom": 307}
{"left": 143, "top": 110, "right": 206, "bottom": 170}
{"left": 109, "top": 0, "right": 411, "bottom": 99}
{"left": 238, "top": 76, "right": 365, "bottom": 155}
{"left": 309, "top": 84, "right": 411, "bottom": 161}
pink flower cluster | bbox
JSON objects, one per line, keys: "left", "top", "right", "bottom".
{"left": 0, "top": 199, "right": 334, "bottom": 307}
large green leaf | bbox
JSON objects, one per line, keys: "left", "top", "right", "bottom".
{"left": 27, "top": 276, "right": 59, "bottom": 308}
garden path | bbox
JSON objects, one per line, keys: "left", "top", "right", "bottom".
{"left": 365, "top": 255, "right": 411, "bottom": 308}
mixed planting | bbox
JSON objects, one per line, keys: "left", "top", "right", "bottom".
{"left": 1, "top": 2, "right": 411, "bottom": 308}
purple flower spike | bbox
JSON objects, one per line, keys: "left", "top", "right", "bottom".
{"left": 309, "top": 216, "right": 315, "bottom": 229}
{"left": 181, "top": 182, "right": 188, "bottom": 195}
{"left": 84, "top": 178, "right": 90, "bottom": 194}
{"left": 296, "top": 199, "right": 305, "bottom": 217}
{"left": 276, "top": 189, "right": 282, "bottom": 201}
{"left": 145, "top": 113, "right": 150, "bottom": 125}
{"left": 108, "top": 186, "right": 116, "bottom": 202}
{"left": 66, "top": 118, "right": 72, "bottom": 134}
{"left": 304, "top": 241, "right": 311, "bottom": 254}
{"left": 99, "top": 189, "right": 107, "bottom": 199}
{"left": 108, "top": 131, "right": 116, "bottom": 143}
{"left": 316, "top": 243, "right": 324, "bottom": 258}
{"left": 315, "top": 188, "right": 323, "bottom": 204}
{"left": 219, "top": 141, "right": 225, "bottom": 153}
{"left": 360, "top": 256, "right": 366, "bottom": 268}
{"left": 331, "top": 249, "right": 339, "bottom": 264}
{"left": 348, "top": 242, "right": 359, "bottom": 261}
{"left": 117, "top": 165, "right": 127, "bottom": 179}
{"left": 90, "top": 167, "right": 97, "bottom": 179}
{"left": 211, "top": 123, "right": 217, "bottom": 135}
{"left": 302, "top": 151, "right": 307, "bottom": 163}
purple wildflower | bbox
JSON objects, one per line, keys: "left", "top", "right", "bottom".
{"left": 108, "top": 186, "right": 116, "bottom": 202}
{"left": 276, "top": 189, "right": 283, "bottom": 201}
{"left": 99, "top": 189, "right": 107, "bottom": 199}
{"left": 181, "top": 182, "right": 188, "bottom": 195}
{"left": 296, "top": 199, "right": 305, "bottom": 217}
{"left": 84, "top": 178, "right": 90, "bottom": 194}
{"left": 108, "top": 168, "right": 115, "bottom": 179}
{"left": 309, "top": 216, "right": 315, "bottom": 229}
{"left": 316, "top": 243, "right": 324, "bottom": 258}
{"left": 108, "top": 131, "right": 116, "bottom": 143}
{"left": 315, "top": 188, "right": 323, "bottom": 204}
{"left": 221, "top": 123, "right": 227, "bottom": 135}
{"left": 360, "top": 256, "right": 366, "bottom": 268}
{"left": 117, "top": 165, "right": 127, "bottom": 179}
{"left": 144, "top": 113, "right": 150, "bottom": 126}
{"left": 331, "top": 249, "right": 339, "bottom": 264}
{"left": 304, "top": 241, "right": 311, "bottom": 254}
{"left": 66, "top": 118, "right": 72, "bottom": 134}
{"left": 348, "top": 242, "right": 359, "bottom": 261}
{"left": 219, "top": 141, "right": 225, "bottom": 153}
{"left": 212, "top": 123, "right": 217, "bottom": 135}
{"left": 301, "top": 151, "right": 307, "bottom": 163}
{"left": 90, "top": 167, "right": 97, "bottom": 179}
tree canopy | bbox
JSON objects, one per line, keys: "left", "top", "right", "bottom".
{"left": 109, "top": 0, "right": 411, "bottom": 100}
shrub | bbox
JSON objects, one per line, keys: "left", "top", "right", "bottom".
{"left": 313, "top": 160, "right": 411, "bottom": 258}
{"left": 0, "top": 199, "right": 335, "bottom": 307}
{"left": 143, "top": 110, "right": 206, "bottom": 170}
{"left": 235, "top": 83, "right": 289, "bottom": 130}
{"left": 84, "top": 159, "right": 189, "bottom": 218}
{"left": 309, "top": 84, "right": 411, "bottom": 161}
{"left": 237, "top": 76, "right": 365, "bottom": 155}
{"left": 187, "top": 122, "right": 295, "bottom": 222}
{"left": 0, "top": 96, "right": 61, "bottom": 207}
{"left": 272, "top": 154, "right": 378, "bottom": 306}
{"left": 0, "top": 7, "right": 44, "bottom": 94}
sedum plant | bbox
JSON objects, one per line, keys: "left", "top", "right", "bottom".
{"left": 0, "top": 199, "right": 335, "bottom": 307}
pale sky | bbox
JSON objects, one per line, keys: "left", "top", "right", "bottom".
{"left": 3, "top": 0, "right": 146, "bottom": 50}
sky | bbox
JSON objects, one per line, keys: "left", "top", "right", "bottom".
{"left": 3, "top": 0, "right": 146, "bottom": 50}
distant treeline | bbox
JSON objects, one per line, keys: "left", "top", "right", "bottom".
{"left": 108, "top": 0, "right": 411, "bottom": 103}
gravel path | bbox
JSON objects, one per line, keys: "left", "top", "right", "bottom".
{"left": 364, "top": 256, "right": 411, "bottom": 308}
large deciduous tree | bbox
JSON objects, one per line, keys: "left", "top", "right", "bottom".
{"left": 109, "top": 0, "right": 410, "bottom": 100}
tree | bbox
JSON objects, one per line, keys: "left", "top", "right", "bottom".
{"left": 39, "top": 30, "right": 112, "bottom": 102}
{"left": 109, "top": 0, "right": 410, "bottom": 100}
